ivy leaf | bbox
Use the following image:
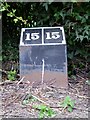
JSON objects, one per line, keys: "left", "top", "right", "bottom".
{"left": 76, "top": 14, "right": 82, "bottom": 21}
{"left": 18, "top": 17, "right": 23, "bottom": 21}
{"left": 68, "top": 52, "right": 74, "bottom": 59}
{"left": 14, "top": 18, "right": 18, "bottom": 23}
{"left": 0, "top": 7, "right": 6, "bottom": 12}
{"left": 75, "top": 50, "right": 81, "bottom": 55}
{"left": 7, "top": 12, "right": 13, "bottom": 17}
{"left": 43, "top": 3, "right": 48, "bottom": 11}
{"left": 0, "top": 3, "right": 10, "bottom": 12}
{"left": 79, "top": 35, "right": 84, "bottom": 42}
{"left": 81, "top": 17, "right": 86, "bottom": 23}
{"left": 12, "top": 9, "right": 16, "bottom": 13}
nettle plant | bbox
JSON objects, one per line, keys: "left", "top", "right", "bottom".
{"left": 60, "top": 96, "right": 75, "bottom": 112}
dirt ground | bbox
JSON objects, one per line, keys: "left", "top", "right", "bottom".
{"left": 0, "top": 71, "right": 89, "bottom": 119}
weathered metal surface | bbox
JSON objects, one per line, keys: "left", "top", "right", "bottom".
{"left": 19, "top": 27, "right": 68, "bottom": 88}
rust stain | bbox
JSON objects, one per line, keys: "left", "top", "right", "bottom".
{"left": 44, "top": 70, "right": 68, "bottom": 88}
{"left": 21, "top": 70, "right": 68, "bottom": 88}
{"left": 21, "top": 71, "right": 42, "bottom": 86}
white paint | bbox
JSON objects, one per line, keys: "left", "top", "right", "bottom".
{"left": 25, "top": 33, "right": 31, "bottom": 40}
{"left": 25, "top": 33, "right": 40, "bottom": 40}
{"left": 46, "top": 32, "right": 60, "bottom": 40}
{"left": 46, "top": 32, "right": 52, "bottom": 39}
{"left": 42, "top": 28, "right": 44, "bottom": 45}
{"left": 20, "top": 43, "right": 66, "bottom": 46}
{"left": 41, "top": 58, "right": 45, "bottom": 84}
{"left": 20, "top": 27, "right": 66, "bottom": 46}
{"left": 20, "top": 28, "right": 25, "bottom": 45}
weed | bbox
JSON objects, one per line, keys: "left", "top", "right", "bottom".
{"left": 7, "top": 70, "right": 16, "bottom": 81}
{"left": 22, "top": 95, "right": 37, "bottom": 105}
{"left": 22, "top": 99, "right": 29, "bottom": 105}
{"left": 33, "top": 104, "right": 55, "bottom": 119}
{"left": 60, "top": 96, "right": 75, "bottom": 112}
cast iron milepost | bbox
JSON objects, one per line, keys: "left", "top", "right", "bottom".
{"left": 19, "top": 27, "right": 68, "bottom": 88}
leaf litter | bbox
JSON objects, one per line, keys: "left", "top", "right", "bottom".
{"left": 0, "top": 70, "right": 89, "bottom": 119}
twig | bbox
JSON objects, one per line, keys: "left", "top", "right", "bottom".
{"left": 5, "top": 94, "right": 21, "bottom": 107}
{"left": 69, "top": 83, "right": 80, "bottom": 94}
{"left": 69, "top": 83, "right": 89, "bottom": 99}
{"left": 0, "top": 80, "right": 17, "bottom": 85}
{"left": 51, "top": 106, "right": 89, "bottom": 112}
{"left": 31, "top": 94, "right": 50, "bottom": 106}
{"left": 74, "top": 107, "right": 89, "bottom": 112}
{"left": 0, "top": 69, "right": 7, "bottom": 74}
{"left": 17, "top": 76, "right": 25, "bottom": 85}
{"left": 49, "top": 79, "right": 56, "bottom": 85}
{"left": 76, "top": 74, "right": 85, "bottom": 80}
{"left": 75, "top": 93, "right": 89, "bottom": 99}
